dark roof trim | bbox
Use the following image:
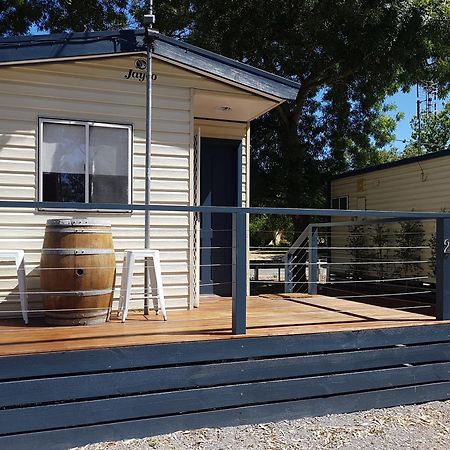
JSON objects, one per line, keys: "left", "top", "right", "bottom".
{"left": 0, "top": 29, "right": 299, "bottom": 100}
{"left": 332, "top": 148, "right": 450, "bottom": 180}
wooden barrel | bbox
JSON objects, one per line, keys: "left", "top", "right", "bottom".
{"left": 40, "top": 219, "right": 116, "bottom": 326}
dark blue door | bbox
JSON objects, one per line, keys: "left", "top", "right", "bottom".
{"left": 200, "top": 138, "right": 240, "bottom": 296}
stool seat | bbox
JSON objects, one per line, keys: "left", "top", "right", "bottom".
{"left": 118, "top": 249, "right": 167, "bottom": 322}
{"left": 0, "top": 250, "right": 28, "bottom": 324}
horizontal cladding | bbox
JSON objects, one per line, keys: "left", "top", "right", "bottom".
{"left": 0, "top": 56, "right": 246, "bottom": 95}
{"left": 0, "top": 324, "right": 449, "bottom": 449}
{"left": 0, "top": 56, "right": 196, "bottom": 313}
{"left": 330, "top": 160, "right": 447, "bottom": 280}
{"left": 3, "top": 363, "right": 450, "bottom": 435}
{"left": 3, "top": 384, "right": 450, "bottom": 450}
{"left": 331, "top": 156, "right": 450, "bottom": 213}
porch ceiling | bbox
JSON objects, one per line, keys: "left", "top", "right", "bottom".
{"left": 193, "top": 90, "right": 279, "bottom": 122}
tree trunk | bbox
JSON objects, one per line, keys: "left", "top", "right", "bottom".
{"left": 277, "top": 111, "right": 312, "bottom": 292}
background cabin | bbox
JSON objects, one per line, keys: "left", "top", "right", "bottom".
{"left": 329, "top": 150, "right": 450, "bottom": 285}
{"left": 330, "top": 149, "right": 450, "bottom": 214}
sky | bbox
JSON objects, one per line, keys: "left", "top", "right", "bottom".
{"left": 387, "top": 89, "right": 418, "bottom": 151}
{"left": 388, "top": 88, "right": 449, "bottom": 152}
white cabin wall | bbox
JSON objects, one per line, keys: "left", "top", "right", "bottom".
{"left": 0, "top": 55, "right": 254, "bottom": 317}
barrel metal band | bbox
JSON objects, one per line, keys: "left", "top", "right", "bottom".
{"left": 41, "top": 248, "right": 115, "bottom": 255}
{"left": 46, "top": 219, "right": 111, "bottom": 226}
{"left": 44, "top": 288, "right": 113, "bottom": 297}
{"left": 45, "top": 228, "right": 110, "bottom": 234}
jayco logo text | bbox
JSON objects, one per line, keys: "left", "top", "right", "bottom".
{"left": 124, "top": 59, "right": 158, "bottom": 82}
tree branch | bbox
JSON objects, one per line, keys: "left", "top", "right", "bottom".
{"left": 292, "top": 67, "right": 356, "bottom": 122}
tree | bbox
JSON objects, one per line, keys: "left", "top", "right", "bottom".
{"left": 0, "top": 1, "right": 130, "bottom": 35}
{"left": 395, "top": 220, "right": 426, "bottom": 279}
{"left": 347, "top": 223, "right": 370, "bottom": 280}
{"left": 403, "top": 100, "right": 450, "bottom": 157}
{"left": 3, "top": 1, "right": 450, "bottom": 234}
{"left": 161, "top": 0, "right": 450, "bottom": 232}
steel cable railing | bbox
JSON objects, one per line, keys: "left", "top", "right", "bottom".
{"left": 0, "top": 200, "right": 448, "bottom": 335}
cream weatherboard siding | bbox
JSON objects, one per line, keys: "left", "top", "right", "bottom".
{"left": 329, "top": 156, "right": 450, "bottom": 279}
{"left": 331, "top": 157, "right": 450, "bottom": 213}
{"left": 0, "top": 55, "right": 251, "bottom": 317}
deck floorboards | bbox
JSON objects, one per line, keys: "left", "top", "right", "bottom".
{"left": 0, "top": 294, "right": 439, "bottom": 356}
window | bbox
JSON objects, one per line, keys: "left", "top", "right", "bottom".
{"left": 357, "top": 196, "right": 366, "bottom": 210}
{"left": 331, "top": 196, "right": 348, "bottom": 210}
{"left": 39, "top": 119, "right": 132, "bottom": 204}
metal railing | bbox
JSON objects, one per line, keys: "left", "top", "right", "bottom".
{"left": 0, "top": 200, "right": 449, "bottom": 334}
{"left": 283, "top": 218, "right": 435, "bottom": 314}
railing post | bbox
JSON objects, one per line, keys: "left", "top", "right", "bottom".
{"left": 436, "top": 217, "right": 450, "bottom": 320}
{"left": 232, "top": 211, "right": 247, "bottom": 334}
{"left": 285, "top": 252, "right": 293, "bottom": 293}
{"left": 308, "top": 227, "right": 318, "bottom": 295}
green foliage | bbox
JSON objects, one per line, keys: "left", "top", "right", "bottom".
{"left": 429, "top": 232, "right": 436, "bottom": 277}
{"left": 346, "top": 223, "right": 370, "bottom": 280}
{"left": 403, "top": 101, "right": 450, "bottom": 157}
{"left": 0, "top": 1, "right": 128, "bottom": 35}
{"left": 371, "top": 224, "right": 392, "bottom": 279}
{"left": 249, "top": 214, "right": 294, "bottom": 248}
{"left": 394, "top": 221, "right": 426, "bottom": 279}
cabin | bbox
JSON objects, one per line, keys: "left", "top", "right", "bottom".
{"left": 0, "top": 29, "right": 298, "bottom": 316}
{"left": 1, "top": 30, "right": 450, "bottom": 450}
{"left": 330, "top": 148, "right": 450, "bottom": 215}
{"left": 329, "top": 150, "right": 450, "bottom": 282}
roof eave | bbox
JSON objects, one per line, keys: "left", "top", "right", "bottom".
{"left": 332, "top": 148, "right": 450, "bottom": 181}
{"left": 0, "top": 29, "right": 299, "bottom": 101}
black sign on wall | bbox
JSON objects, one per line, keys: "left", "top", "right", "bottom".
{"left": 124, "top": 59, "right": 158, "bottom": 82}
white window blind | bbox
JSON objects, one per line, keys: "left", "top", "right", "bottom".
{"left": 39, "top": 119, "right": 131, "bottom": 205}
{"left": 41, "top": 123, "right": 85, "bottom": 174}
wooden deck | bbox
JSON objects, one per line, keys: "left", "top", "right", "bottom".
{"left": 0, "top": 294, "right": 437, "bottom": 356}
{"left": 1, "top": 295, "right": 449, "bottom": 450}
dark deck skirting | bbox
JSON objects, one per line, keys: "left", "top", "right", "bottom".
{"left": 1, "top": 323, "right": 450, "bottom": 450}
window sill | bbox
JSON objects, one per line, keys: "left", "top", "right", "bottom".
{"left": 36, "top": 207, "right": 133, "bottom": 214}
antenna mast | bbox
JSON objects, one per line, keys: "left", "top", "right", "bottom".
{"left": 416, "top": 81, "right": 438, "bottom": 133}
{"left": 143, "top": 1, "right": 159, "bottom": 315}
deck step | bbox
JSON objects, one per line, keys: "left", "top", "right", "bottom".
{"left": 1, "top": 323, "right": 450, "bottom": 449}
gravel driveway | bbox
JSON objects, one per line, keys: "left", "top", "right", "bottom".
{"left": 74, "top": 400, "right": 450, "bottom": 450}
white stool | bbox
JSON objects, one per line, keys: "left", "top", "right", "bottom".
{"left": 118, "top": 249, "right": 167, "bottom": 322}
{"left": 0, "top": 250, "right": 28, "bottom": 324}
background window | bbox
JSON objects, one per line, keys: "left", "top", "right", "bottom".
{"left": 39, "top": 119, "right": 131, "bottom": 204}
{"left": 331, "top": 196, "right": 348, "bottom": 210}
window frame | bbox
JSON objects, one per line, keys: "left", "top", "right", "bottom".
{"left": 38, "top": 118, "right": 133, "bottom": 208}
{"left": 331, "top": 195, "right": 349, "bottom": 210}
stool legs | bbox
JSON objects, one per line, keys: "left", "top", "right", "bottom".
{"left": 119, "top": 251, "right": 167, "bottom": 322}
{"left": 119, "top": 252, "right": 135, "bottom": 323}
{"left": 15, "top": 252, "right": 28, "bottom": 325}
{"left": 153, "top": 252, "right": 167, "bottom": 321}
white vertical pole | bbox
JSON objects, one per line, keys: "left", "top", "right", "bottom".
{"left": 144, "top": 1, "right": 155, "bottom": 315}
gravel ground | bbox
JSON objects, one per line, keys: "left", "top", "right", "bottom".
{"left": 74, "top": 400, "right": 450, "bottom": 450}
